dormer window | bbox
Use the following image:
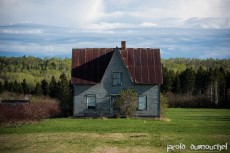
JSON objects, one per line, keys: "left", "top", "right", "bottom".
{"left": 112, "top": 72, "right": 122, "bottom": 86}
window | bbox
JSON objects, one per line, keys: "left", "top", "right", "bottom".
{"left": 112, "top": 72, "right": 122, "bottom": 86}
{"left": 138, "top": 95, "right": 147, "bottom": 110}
{"left": 87, "top": 95, "right": 96, "bottom": 109}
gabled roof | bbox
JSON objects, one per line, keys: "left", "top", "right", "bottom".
{"left": 121, "top": 48, "right": 162, "bottom": 84}
{"left": 72, "top": 48, "right": 163, "bottom": 85}
{"left": 72, "top": 48, "right": 114, "bottom": 84}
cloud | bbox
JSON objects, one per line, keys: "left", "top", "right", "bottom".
{"left": 84, "top": 22, "right": 135, "bottom": 30}
{"left": 0, "top": 0, "right": 104, "bottom": 27}
{"left": 140, "top": 22, "right": 158, "bottom": 27}
{"left": 200, "top": 50, "right": 230, "bottom": 59}
{"left": 0, "top": 23, "right": 229, "bottom": 59}
{"left": 0, "top": 29, "right": 43, "bottom": 34}
{"left": 0, "top": 0, "right": 230, "bottom": 29}
{"left": 0, "top": 1, "right": 229, "bottom": 59}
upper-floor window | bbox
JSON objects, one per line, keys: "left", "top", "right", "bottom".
{"left": 112, "top": 72, "right": 122, "bottom": 86}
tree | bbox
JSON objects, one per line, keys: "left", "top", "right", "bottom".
{"left": 0, "top": 82, "right": 4, "bottom": 94}
{"left": 57, "top": 73, "right": 72, "bottom": 116}
{"left": 49, "top": 76, "right": 57, "bottom": 98}
{"left": 180, "top": 68, "right": 195, "bottom": 97}
{"left": 194, "top": 66, "right": 206, "bottom": 95}
{"left": 113, "top": 89, "right": 137, "bottom": 118}
{"left": 34, "top": 82, "right": 43, "bottom": 95}
{"left": 4, "top": 80, "right": 9, "bottom": 91}
{"left": 21, "top": 79, "right": 30, "bottom": 94}
{"left": 171, "top": 73, "right": 181, "bottom": 94}
{"left": 215, "top": 67, "right": 227, "bottom": 106}
{"left": 206, "top": 68, "right": 215, "bottom": 104}
{"left": 13, "top": 80, "right": 23, "bottom": 94}
{"left": 41, "top": 79, "right": 49, "bottom": 96}
{"left": 161, "top": 67, "right": 174, "bottom": 93}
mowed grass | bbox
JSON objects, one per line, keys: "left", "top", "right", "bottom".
{"left": 0, "top": 108, "right": 230, "bottom": 153}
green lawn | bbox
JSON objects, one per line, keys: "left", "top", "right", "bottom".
{"left": 0, "top": 108, "right": 230, "bottom": 153}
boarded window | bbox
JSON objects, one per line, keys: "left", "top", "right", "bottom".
{"left": 138, "top": 95, "right": 147, "bottom": 110}
{"left": 87, "top": 95, "right": 96, "bottom": 109}
{"left": 113, "top": 72, "right": 122, "bottom": 86}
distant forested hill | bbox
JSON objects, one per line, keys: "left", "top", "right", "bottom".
{"left": 1, "top": 56, "right": 230, "bottom": 88}
{"left": 162, "top": 58, "right": 230, "bottom": 72}
{"left": 0, "top": 56, "right": 71, "bottom": 88}
{"left": 0, "top": 56, "right": 230, "bottom": 108}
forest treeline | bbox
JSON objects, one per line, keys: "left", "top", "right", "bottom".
{"left": 0, "top": 56, "right": 71, "bottom": 89}
{"left": 161, "top": 58, "right": 230, "bottom": 108}
{"left": 0, "top": 56, "right": 72, "bottom": 116}
{"left": 0, "top": 56, "right": 230, "bottom": 108}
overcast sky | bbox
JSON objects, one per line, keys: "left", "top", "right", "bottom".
{"left": 0, "top": 0, "right": 230, "bottom": 58}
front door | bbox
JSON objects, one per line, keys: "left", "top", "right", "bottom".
{"left": 110, "top": 95, "right": 119, "bottom": 114}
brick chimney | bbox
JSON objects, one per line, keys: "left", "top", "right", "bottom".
{"left": 121, "top": 41, "right": 126, "bottom": 50}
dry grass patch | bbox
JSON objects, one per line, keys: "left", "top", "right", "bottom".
{"left": 92, "top": 146, "right": 163, "bottom": 153}
{"left": 0, "top": 132, "right": 155, "bottom": 153}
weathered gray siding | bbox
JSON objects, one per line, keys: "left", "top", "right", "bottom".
{"left": 73, "top": 49, "right": 160, "bottom": 117}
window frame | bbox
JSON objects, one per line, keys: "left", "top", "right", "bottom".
{"left": 112, "top": 72, "right": 122, "bottom": 86}
{"left": 138, "top": 95, "right": 147, "bottom": 111}
{"left": 87, "top": 94, "right": 96, "bottom": 109}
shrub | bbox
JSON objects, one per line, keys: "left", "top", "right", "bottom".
{"left": 113, "top": 89, "right": 137, "bottom": 118}
{"left": 165, "top": 92, "right": 215, "bottom": 108}
{"left": 0, "top": 94, "right": 60, "bottom": 125}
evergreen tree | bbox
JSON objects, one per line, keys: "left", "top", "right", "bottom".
{"left": 161, "top": 67, "right": 173, "bottom": 93}
{"left": 21, "top": 79, "right": 30, "bottom": 94}
{"left": 195, "top": 66, "right": 206, "bottom": 95}
{"left": 7, "top": 82, "right": 14, "bottom": 92}
{"left": 0, "top": 82, "right": 4, "bottom": 94}
{"left": 4, "top": 80, "right": 9, "bottom": 91}
{"left": 57, "top": 73, "right": 72, "bottom": 116}
{"left": 172, "top": 73, "right": 181, "bottom": 94}
{"left": 12, "top": 80, "right": 22, "bottom": 93}
{"left": 41, "top": 79, "right": 49, "bottom": 96}
{"left": 49, "top": 76, "right": 57, "bottom": 98}
{"left": 217, "top": 67, "right": 227, "bottom": 106}
{"left": 180, "top": 68, "right": 195, "bottom": 97}
{"left": 226, "top": 72, "right": 230, "bottom": 105}
{"left": 34, "top": 82, "right": 43, "bottom": 95}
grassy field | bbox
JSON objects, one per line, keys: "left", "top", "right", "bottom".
{"left": 0, "top": 108, "right": 230, "bottom": 153}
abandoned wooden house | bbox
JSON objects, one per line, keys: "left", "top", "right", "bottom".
{"left": 71, "top": 41, "right": 163, "bottom": 117}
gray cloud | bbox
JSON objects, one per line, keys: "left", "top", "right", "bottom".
{"left": 0, "top": 23, "right": 229, "bottom": 59}
{"left": 0, "top": 0, "right": 230, "bottom": 28}
{"left": 0, "top": 0, "right": 229, "bottom": 59}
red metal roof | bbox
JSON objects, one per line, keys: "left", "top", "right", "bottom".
{"left": 72, "top": 48, "right": 114, "bottom": 84}
{"left": 72, "top": 48, "right": 163, "bottom": 84}
{"left": 121, "top": 48, "right": 162, "bottom": 84}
